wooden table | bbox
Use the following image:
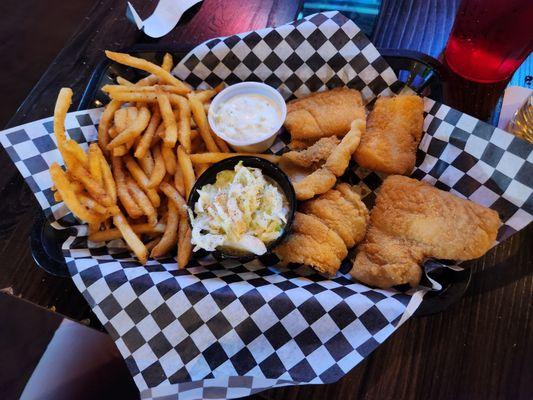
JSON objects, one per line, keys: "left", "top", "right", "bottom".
{"left": 0, "top": 1, "right": 531, "bottom": 399}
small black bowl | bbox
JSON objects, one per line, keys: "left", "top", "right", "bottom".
{"left": 187, "top": 156, "right": 296, "bottom": 259}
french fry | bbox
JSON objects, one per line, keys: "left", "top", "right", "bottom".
{"left": 134, "top": 108, "right": 161, "bottom": 159}
{"left": 78, "top": 194, "right": 110, "bottom": 216}
{"left": 108, "top": 92, "right": 194, "bottom": 107}
{"left": 123, "top": 155, "right": 161, "bottom": 207}
{"left": 196, "top": 90, "right": 215, "bottom": 103}
{"left": 98, "top": 99, "right": 122, "bottom": 152}
{"left": 50, "top": 163, "right": 103, "bottom": 224}
{"left": 172, "top": 95, "right": 192, "bottom": 153}
{"left": 188, "top": 93, "right": 220, "bottom": 152}
{"left": 53, "top": 88, "right": 73, "bottom": 157}
{"left": 91, "top": 145, "right": 117, "bottom": 204}
{"left": 189, "top": 152, "right": 280, "bottom": 164}
{"left": 102, "top": 84, "right": 188, "bottom": 95}
{"left": 139, "top": 150, "right": 154, "bottom": 175}
{"left": 105, "top": 51, "right": 190, "bottom": 92}
{"left": 212, "top": 133, "right": 230, "bottom": 153}
{"left": 195, "top": 83, "right": 224, "bottom": 103}
{"left": 112, "top": 145, "right": 129, "bottom": 156}
{"left": 107, "top": 106, "right": 151, "bottom": 149}
{"left": 191, "top": 135, "right": 206, "bottom": 154}
{"left": 136, "top": 74, "right": 159, "bottom": 87}
{"left": 174, "top": 167, "right": 186, "bottom": 197}
{"left": 88, "top": 144, "right": 103, "bottom": 185}
{"left": 89, "top": 222, "right": 166, "bottom": 242}
{"left": 145, "top": 237, "right": 161, "bottom": 252}
{"left": 69, "top": 163, "right": 114, "bottom": 207}
{"left": 162, "top": 52, "right": 173, "bottom": 72}
{"left": 147, "top": 144, "right": 166, "bottom": 188}
{"left": 177, "top": 146, "right": 195, "bottom": 199}
{"left": 195, "top": 163, "right": 210, "bottom": 177}
{"left": 126, "top": 177, "right": 157, "bottom": 226}
{"left": 190, "top": 129, "right": 199, "bottom": 142}
{"left": 161, "top": 145, "right": 177, "bottom": 175}
{"left": 116, "top": 76, "right": 134, "bottom": 86}
{"left": 126, "top": 106, "right": 139, "bottom": 125}
{"left": 160, "top": 182, "right": 188, "bottom": 217}
{"left": 88, "top": 223, "right": 100, "bottom": 236}
{"left": 114, "top": 107, "right": 131, "bottom": 133}
{"left": 157, "top": 94, "right": 178, "bottom": 147}
{"left": 63, "top": 140, "right": 89, "bottom": 168}
{"left": 113, "top": 213, "right": 148, "bottom": 264}
{"left": 151, "top": 201, "right": 179, "bottom": 258}
{"left": 67, "top": 179, "right": 84, "bottom": 193}
{"left": 177, "top": 216, "right": 192, "bottom": 268}
{"left": 112, "top": 157, "right": 143, "bottom": 218}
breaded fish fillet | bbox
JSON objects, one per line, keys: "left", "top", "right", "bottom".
{"left": 286, "top": 119, "right": 365, "bottom": 200}
{"left": 325, "top": 119, "right": 364, "bottom": 176}
{"left": 354, "top": 95, "right": 424, "bottom": 175}
{"left": 350, "top": 175, "right": 501, "bottom": 288}
{"left": 292, "top": 168, "right": 337, "bottom": 201}
{"left": 285, "top": 88, "right": 365, "bottom": 140}
{"left": 281, "top": 136, "right": 340, "bottom": 168}
{"left": 275, "top": 212, "right": 347, "bottom": 275}
{"left": 301, "top": 184, "right": 369, "bottom": 248}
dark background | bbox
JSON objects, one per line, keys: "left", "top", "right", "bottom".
{"left": 0, "top": 1, "right": 531, "bottom": 400}
{"left": 0, "top": 0, "right": 97, "bottom": 126}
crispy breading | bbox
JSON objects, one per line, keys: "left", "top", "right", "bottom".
{"left": 281, "top": 136, "right": 340, "bottom": 168}
{"left": 285, "top": 88, "right": 365, "bottom": 140}
{"left": 292, "top": 168, "right": 337, "bottom": 201}
{"left": 354, "top": 95, "right": 424, "bottom": 175}
{"left": 325, "top": 119, "right": 364, "bottom": 176}
{"left": 284, "top": 119, "right": 366, "bottom": 200}
{"left": 275, "top": 212, "right": 347, "bottom": 275}
{"left": 350, "top": 175, "right": 501, "bottom": 288}
{"left": 301, "top": 185, "right": 369, "bottom": 248}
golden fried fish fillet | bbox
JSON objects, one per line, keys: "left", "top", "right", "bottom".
{"left": 285, "top": 88, "right": 365, "bottom": 140}
{"left": 354, "top": 95, "right": 424, "bottom": 175}
{"left": 324, "top": 119, "right": 364, "bottom": 176}
{"left": 301, "top": 184, "right": 369, "bottom": 248}
{"left": 350, "top": 175, "right": 501, "bottom": 288}
{"left": 292, "top": 168, "right": 337, "bottom": 201}
{"left": 284, "top": 119, "right": 365, "bottom": 200}
{"left": 281, "top": 136, "right": 340, "bottom": 168}
{"left": 275, "top": 212, "right": 347, "bottom": 275}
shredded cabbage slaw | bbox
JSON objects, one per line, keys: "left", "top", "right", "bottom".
{"left": 189, "top": 162, "right": 288, "bottom": 255}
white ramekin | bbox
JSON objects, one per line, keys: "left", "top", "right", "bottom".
{"left": 207, "top": 82, "right": 287, "bottom": 153}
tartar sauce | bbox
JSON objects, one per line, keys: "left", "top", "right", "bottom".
{"left": 213, "top": 94, "right": 281, "bottom": 141}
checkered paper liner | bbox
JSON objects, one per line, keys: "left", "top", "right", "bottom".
{"left": 1, "top": 11, "right": 532, "bottom": 400}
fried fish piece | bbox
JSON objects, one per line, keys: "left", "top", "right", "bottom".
{"left": 285, "top": 88, "right": 365, "bottom": 140}
{"left": 281, "top": 136, "right": 340, "bottom": 168}
{"left": 324, "top": 119, "right": 364, "bottom": 176}
{"left": 292, "top": 168, "right": 337, "bottom": 201}
{"left": 301, "top": 184, "right": 369, "bottom": 248}
{"left": 354, "top": 95, "right": 424, "bottom": 175}
{"left": 350, "top": 175, "right": 501, "bottom": 288}
{"left": 275, "top": 212, "right": 347, "bottom": 275}
{"left": 285, "top": 119, "right": 365, "bottom": 200}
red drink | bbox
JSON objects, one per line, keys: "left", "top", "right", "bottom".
{"left": 444, "top": 0, "right": 533, "bottom": 83}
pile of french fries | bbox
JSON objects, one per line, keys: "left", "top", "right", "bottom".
{"left": 50, "top": 51, "right": 279, "bottom": 267}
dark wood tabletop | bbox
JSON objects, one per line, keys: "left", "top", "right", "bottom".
{"left": 0, "top": 1, "right": 531, "bottom": 399}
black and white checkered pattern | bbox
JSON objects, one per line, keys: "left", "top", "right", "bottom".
{"left": 1, "top": 11, "right": 532, "bottom": 400}
{"left": 173, "top": 12, "right": 401, "bottom": 102}
{"left": 0, "top": 108, "right": 102, "bottom": 226}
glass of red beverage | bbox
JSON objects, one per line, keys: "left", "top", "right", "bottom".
{"left": 444, "top": 0, "right": 533, "bottom": 83}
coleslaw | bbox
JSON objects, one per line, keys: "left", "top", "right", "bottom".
{"left": 189, "top": 162, "right": 288, "bottom": 255}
